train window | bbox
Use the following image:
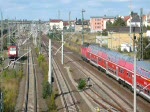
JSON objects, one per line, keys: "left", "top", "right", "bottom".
{"left": 127, "top": 72, "right": 131, "bottom": 78}
{"left": 10, "top": 48, "right": 16, "bottom": 51}
{"left": 98, "top": 58, "right": 101, "bottom": 61}
{"left": 119, "top": 68, "right": 124, "bottom": 73}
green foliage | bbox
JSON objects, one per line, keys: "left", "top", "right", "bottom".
{"left": 147, "top": 26, "right": 150, "bottom": 30}
{"left": 137, "top": 37, "right": 150, "bottom": 60}
{"left": 113, "top": 17, "right": 126, "bottom": 27}
{"left": 97, "top": 30, "right": 108, "bottom": 36}
{"left": 78, "top": 79, "right": 86, "bottom": 90}
{"left": 2, "top": 69, "right": 17, "bottom": 79}
{"left": 47, "top": 93, "right": 57, "bottom": 111}
{"left": 35, "top": 47, "right": 39, "bottom": 54}
{"left": 37, "top": 54, "right": 45, "bottom": 66}
{"left": 42, "top": 81, "right": 51, "bottom": 99}
{"left": 48, "top": 31, "right": 61, "bottom": 40}
{"left": 97, "top": 31, "right": 101, "bottom": 36}
{"left": 1, "top": 68, "right": 23, "bottom": 112}
{"left": 106, "top": 20, "right": 113, "bottom": 27}
{"left": 4, "top": 89, "right": 16, "bottom": 112}
{"left": 102, "top": 29, "right": 108, "bottom": 36}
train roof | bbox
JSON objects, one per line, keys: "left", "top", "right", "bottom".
{"left": 88, "top": 44, "right": 150, "bottom": 73}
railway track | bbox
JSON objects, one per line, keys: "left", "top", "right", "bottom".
{"left": 42, "top": 36, "right": 150, "bottom": 112}
{"left": 50, "top": 43, "right": 134, "bottom": 111}
{"left": 22, "top": 47, "right": 38, "bottom": 112}
{"left": 64, "top": 53, "right": 134, "bottom": 112}
{"left": 52, "top": 58, "right": 79, "bottom": 112}
{"left": 8, "top": 60, "right": 16, "bottom": 69}
{"left": 42, "top": 40, "right": 132, "bottom": 111}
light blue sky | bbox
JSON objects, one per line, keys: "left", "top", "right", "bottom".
{"left": 0, "top": 0, "right": 149, "bottom": 21}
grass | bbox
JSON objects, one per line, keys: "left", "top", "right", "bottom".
{"left": 1, "top": 68, "right": 23, "bottom": 112}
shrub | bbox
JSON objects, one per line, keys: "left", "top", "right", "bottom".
{"left": 78, "top": 79, "right": 86, "bottom": 90}
{"left": 47, "top": 93, "right": 57, "bottom": 112}
{"left": 37, "top": 54, "right": 45, "bottom": 66}
{"left": 1, "top": 68, "right": 23, "bottom": 112}
{"left": 42, "top": 81, "right": 51, "bottom": 99}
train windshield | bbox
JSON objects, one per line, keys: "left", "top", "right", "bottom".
{"left": 10, "top": 48, "right": 16, "bottom": 51}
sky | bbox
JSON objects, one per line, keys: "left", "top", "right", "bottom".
{"left": 0, "top": 0, "right": 150, "bottom": 21}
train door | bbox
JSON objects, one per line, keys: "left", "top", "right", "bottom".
{"left": 132, "top": 76, "right": 134, "bottom": 87}
{"left": 106, "top": 61, "right": 108, "bottom": 74}
{"left": 106, "top": 61, "right": 108, "bottom": 70}
{"left": 116, "top": 66, "right": 118, "bottom": 76}
{"left": 89, "top": 53, "right": 91, "bottom": 60}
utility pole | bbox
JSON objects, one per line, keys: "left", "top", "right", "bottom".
{"left": 8, "top": 21, "right": 10, "bottom": 46}
{"left": 129, "top": 0, "right": 133, "bottom": 51}
{"left": 133, "top": 26, "right": 137, "bottom": 112}
{"left": 39, "top": 20, "right": 41, "bottom": 54}
{"left": 82, "top": 9, "right": 85, "bottom": 45}
{"left": 69, "top": 11, "right": 71, "bottom": 32}
{"left": 140, "top": 8, "right": 143, "bottom": 60}
{"left": 0, "top": 12, "right": 4, "bottom": 110}
{"left": 48, "top": 39, "right": 52, "bottom": 85}
{"left": 61, "top": 31, "right": 64, "bottom": 64}
{"left": 1, "top": 11, "right": 3, "bottom": 53}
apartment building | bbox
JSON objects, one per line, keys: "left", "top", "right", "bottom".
{"left": 90, "top": 16, "right": 115, "bottom": 32}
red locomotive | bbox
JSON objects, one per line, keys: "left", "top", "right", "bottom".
{"left": 81, "top": 43, "right": 150, "bottom": 102}
{"left": 8, "top": 45, "right": 18, "bottom": 59}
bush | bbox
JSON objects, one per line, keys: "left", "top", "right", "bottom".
{"left": 78, "top": 79, "right": 86, "bottom": 90}
{"left": 37, "top": 54, "right": 45, "bottom": 66}
{"left": 42, "top": 81, "right": 51, "bottom": 99}
{"left": 47, "top": 93, "right": 57, "bottom": 112}
{"left": 1, "top": 68, "right": 23, "bottom": 112}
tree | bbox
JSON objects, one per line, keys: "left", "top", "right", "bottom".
{"left": 147, "top": 26, "right": 150, "bottom": 30}
{"left": 106, "top": 20, "right": 113, "bottom": 28}
{"left": 137, "top": 37, "right": 150, "bottom": 60}
{"left": 102, "top": 29, "right": 108, "bottom": 36}
{"left": 113, "top": 17, "right": 126, "bottom": 27}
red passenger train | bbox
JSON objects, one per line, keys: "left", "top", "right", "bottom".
{"left": 81, "top": 43, "right": 150, "bottom": 102}
{"left": 8, "top": 45, "right": 18, "bottom": 59}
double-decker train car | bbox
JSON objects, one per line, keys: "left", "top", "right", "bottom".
{"left": 81, "top": 43, "right": 150, "bottom": 102}
{"left": 8, "top": 45, "right": 18, "bottom": 59}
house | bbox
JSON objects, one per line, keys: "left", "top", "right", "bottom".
{"left": 49, "top": 19, "right": 63, "bottom": 30}
{"left": 124, "top": 12, "right": 148, "bottom": 27}
{"left": 63, "top": 21, "right": 70, "bottom": 30}
{"left": 124, "top": 16, "right": 130, "bottom": 26}
{"left": 90, "top": 16, "right": 115, "bottom": 32}
{"left": 146, "top": 13, "right": 150, "bottom": 26}
{"left": 131, "top": 15, "right": 140, "bottom": 27}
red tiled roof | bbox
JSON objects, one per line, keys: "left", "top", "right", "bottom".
{"left": 124, "top": 16, "right": 130, "bottom": 22}
{"left": 50, "top": 19, "right": 62, "bottom": 23}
